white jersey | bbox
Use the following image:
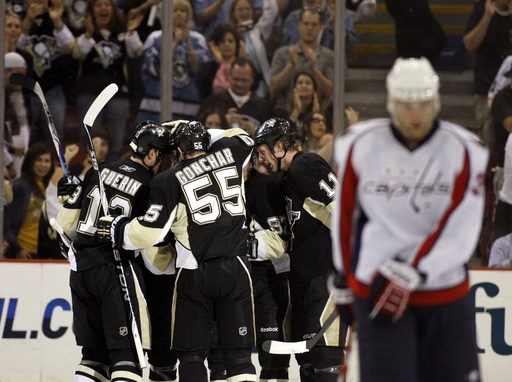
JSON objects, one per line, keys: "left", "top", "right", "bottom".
{"left": 332, "top": 118, "right": 489, "bottom": 306}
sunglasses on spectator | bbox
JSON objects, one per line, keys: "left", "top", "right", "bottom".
{"left": 302, "top": 5, "right": 323, "bottom": 14}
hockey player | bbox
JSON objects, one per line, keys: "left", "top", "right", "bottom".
{"left": 254, "top": 118, "right": 345, "bottom": 382}
{"left": 55, "top": 121, "right": 174, "bottom": 382}
{"left": 331, "top": 57, "right": 488, "bottom": 381}
{"left": 245, "top": 157, "right": 291, "bottom": 382}
{"left": 97, "top": 122, "right": 257, "bottom": 382}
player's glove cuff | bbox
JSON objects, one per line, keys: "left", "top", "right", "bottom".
{"left": 369, "top": 258, "right": 425, "bottom": 323}
{"left": 328, "top": 272, "right": 355, "bottom": 326}
{"left": 57, "top": 176, "right": 81, "bottom": 203}
{"left": 97, "top": 215, "right": 130, "bottom": 249}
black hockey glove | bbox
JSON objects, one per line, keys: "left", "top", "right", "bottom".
{"left": 97, "top": 215, "right": 130, "bottom": 249}
{"left": 58, "top": 235, "right": 70, "bottom": 260}
{"left": 328, "top": 272, "right": 355, "bottom": 326}
{"left": 57, "top": 176, "right": 81, "bottom": 203}
{"left": 369, "top": 258, "right": 425, "bottom": 323}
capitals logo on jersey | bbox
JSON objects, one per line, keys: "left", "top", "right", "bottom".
{"left": 22, "top": 35, "right": 60, "bottom": 77}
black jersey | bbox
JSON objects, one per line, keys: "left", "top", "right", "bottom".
{"left": 122, "top": 130, "right": 254, "bottom": 268}
{"left": 57, "top": 159, "right": 153, "bottom": 271}
{"left": 283, "top": 152, "right": 337, "bottom": 282}
{"left": 245, "top": 169, "right": 289, "bottom": 268}
{"left": 18, "top": 12, "right": 74, "bottom": 90}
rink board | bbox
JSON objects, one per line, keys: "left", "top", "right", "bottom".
{"left": 0, "top": 261, "right": 510, "bottom": 381}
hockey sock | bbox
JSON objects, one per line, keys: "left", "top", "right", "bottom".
{"left": 75, "top": 360, "right": 110, "bottom": 382}
{"left": 149, "top": 364, "right": 177, "bottom": 382}
{"left": 111, "top": 361, "right": 143, "bottom": 382}
{"left": 299, "top": 363, "right": 315, "bottom": 382}
{"left": 314, "top": 365, "right": 341, "bottom": 382}
{"left": 210, "top": 369, "right": 227, "bottom": 382}
{"left": 179, "top": 355, "right": 208, "bottom": 382}
{"left": 260, "top": 367, "right": 289, "bottom": 381}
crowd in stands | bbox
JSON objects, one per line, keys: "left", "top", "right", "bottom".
{"left": 5, "top": 0, "right": 512, "bottom": 268}
{"left": 2, "top": 0, "right": 365, "bottom": 260}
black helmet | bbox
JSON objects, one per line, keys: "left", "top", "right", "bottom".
{"left": 171, "top": 121, "right": 210, "bottom": 155}
{"left": 254, "top": 118, "right": 295, "bottom": 153}
{"left": 130, "top": 120, "right": 173, "bottom": 157}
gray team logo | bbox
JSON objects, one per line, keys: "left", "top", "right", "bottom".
{"left": 23, "top": 35, "right": 60, "bottom": 77}
{"left": 239, "top": 327, "right": 248, "bottom": 336}
{"left": 119, "top": 326, "right": 128, "bottom": 336}
{"left": 120, "top": 165, "right": 136, "bottom": 172}
{"left": 94, "top": 41, "right": 122, "bottom": 69}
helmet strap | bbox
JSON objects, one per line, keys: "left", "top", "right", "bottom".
{"left": 271, "top": 145, "right": 287, "bottom": 172}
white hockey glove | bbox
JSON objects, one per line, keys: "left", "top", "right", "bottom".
{"left": 97, "top": 215, "right": 130, "bottom": 249}
{"left": 328, "top": 272, "right": 355, "bottom": 326}
{"left": 369, "top": 258, "right": 424, "bottom": 323}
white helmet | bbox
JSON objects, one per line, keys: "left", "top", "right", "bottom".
{"left": 386, "top": 57, "right": 440, "bottom": 116}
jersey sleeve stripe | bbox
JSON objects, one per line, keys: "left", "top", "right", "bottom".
{"left": 411, "top": 150, "right": 471, "bottom": 266}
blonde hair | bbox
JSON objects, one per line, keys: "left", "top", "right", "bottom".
{"left": 174, "top": 0, "right": 193, "bottom": 26}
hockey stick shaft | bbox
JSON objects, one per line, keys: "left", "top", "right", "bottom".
{"left": 9, "top": 73, "right": 71, "bottom": 178}
{"left": 82, "top": 84, "right": 147, "bottom": 369}
{"left": 262, "top": 309, "right": 339, "bottom": 354}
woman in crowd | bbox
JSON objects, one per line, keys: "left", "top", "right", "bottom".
{"left": 197, "top": 107, "right": 230, "bottom": 130}
{"left": 228, "top": 0, "right": 278, "bottom": 99}
{"left": 301, "top": 111, "right": 333, "bottom": 154}
{"left": 285, "top": 71, "right": 329, "bottom": 137}
{"left": 4, "top": 143, "right": 54, "bottom": 259}
{"left": 137, "top": 0, "right": 211, "bottom": 122}
{"left": 196, "top": 23, "right": 244, "bottom": 101}
{"left": 73, "top": 0, "right": 144, "bottom": 160}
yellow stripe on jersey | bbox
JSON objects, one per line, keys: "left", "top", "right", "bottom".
{"left": 143, "top": 244, "right": 175, "bottom": 273}
{"left": 56, "top": 207, "right": 81, "bottom": 237}
{"left": 126, "top": 219, "right": 168, "bottom": 249}
{"left": 303, "top": 198, "right": 333, "bottom": 230}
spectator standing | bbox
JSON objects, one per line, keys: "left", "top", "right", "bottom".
{"left": 137, "top": 0, "right": 211, "bottom": 122}
{"left": 282, "top": 71, "right": 325, "bottom": 136}
{"left": 4, "top": 143, "right": 55, "bottom": 259}
{"left": 18, "top": 0, "right": 75, "bottom": 145}
{"left": 4, "top": 52, "right": 30, "bottom": 180}
{"left": 384, "top": 0, "right": 446, "bottom": 64}
{"left": 488, "top": 232, "right": 512, "bottom": 267}
{"left": 5, "top": 12, "right": 24, "bottom": 53}
{"left": 463, "top": 0, "right": 512, "bottom": 142}
{"left": 194, "top": 0, "right": 263, "bottom": 40}
{"left": 228, "top": 0, "right": 279, "bottom": 99}
{"left": 270, "top": 7, "right": 334, "bottom": 110}
{"left": 281, "top": 0, "right": 358, "bottom": 56}
{"left": 491, "top": 79, "right": 512, "bottom": 240}
{"left": 331, "top": 57, "right": 487, "bottom": 382}
{"left": 73, "top": 0, "right": 144, "bottom": 160}
{"left": 198, "top": 57, "right": 269, "bottom": 136}
{"left": 196, "top": 23, "right": 244, "bottom": 102}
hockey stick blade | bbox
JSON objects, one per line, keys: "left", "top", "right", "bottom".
{"left": 9, "top": 72, "right": 37, "bottom": 89}
{"left": 83, "top": 83, "right": 118, "bottom": 128}
{"left": 10, "top": 73, "right": 71, "bottom": 178}
{"left": 262, "top": 310, "right": 339, "bottom": 354}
